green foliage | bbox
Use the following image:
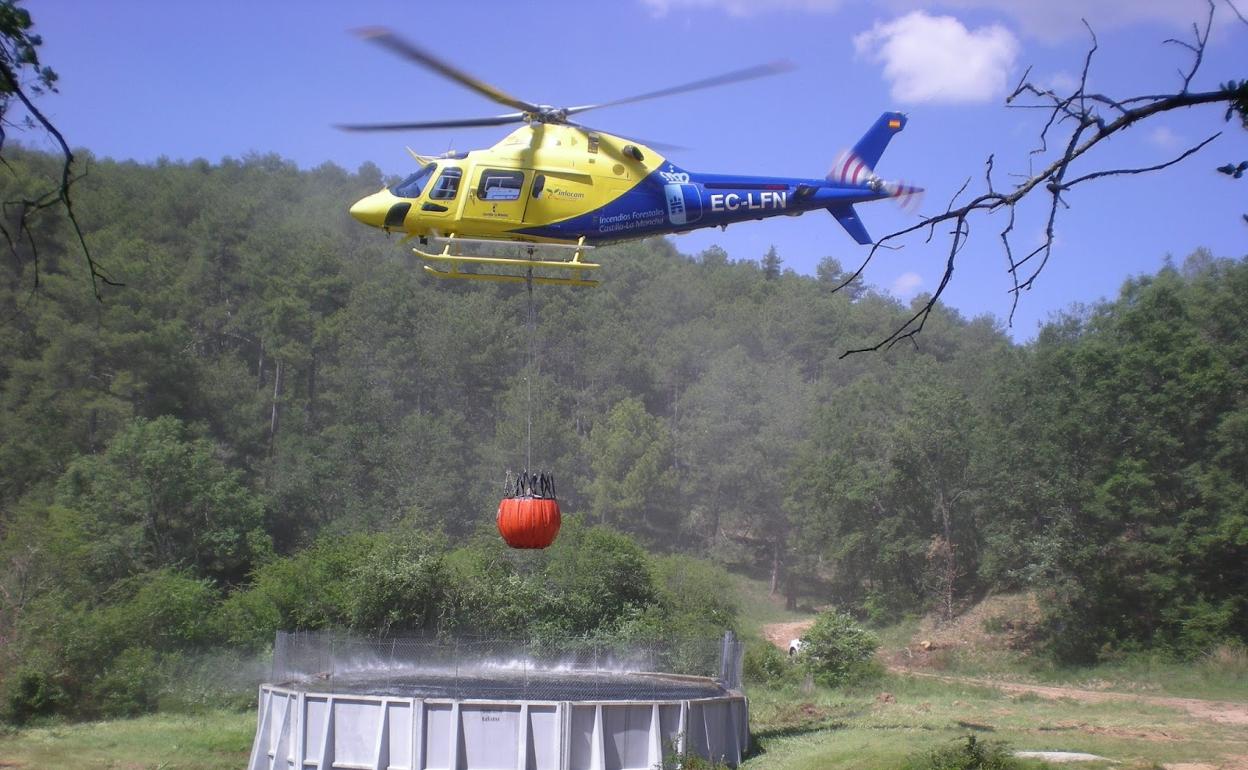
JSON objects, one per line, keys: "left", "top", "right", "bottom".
{"left": 344, "top": 533, "right": 449, "bottom": 636}
{"left": 796, "top": 609, "right": 881, "bottom": 688}
{"left": 55, "top": 416, "right": 270, "bottom": 585}
{"left": 91, "top": 647, "right": 162, "bottom": 718}
{"left": 588, "top": 398, "right": 678, "bottom": 538}
{"left": 742, "top": 639, "right": 791, "bottom": 684}
{"left": 661, "top": 747, "right": 733, "bottom": 770}
{"left": 3, "top": 658, "right": 65, "bottom": 724}
{"left": 2, "top": 143, "right": 1247, "bottom": 722}
{"left": 0, "top": 0, "right": 58, "bottom": 96}
{"left": 899, "top": 736, "right": 1028, "bottom": 770}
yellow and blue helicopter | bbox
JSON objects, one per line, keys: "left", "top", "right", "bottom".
{"left": 343, "top": 28, "right": 921, "bottom": 287}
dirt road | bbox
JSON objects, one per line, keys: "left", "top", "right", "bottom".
{"left": 762, "top": 619, "right": 816, "bottom": 652}
{"left": 892, "top": 668, "right": 1248, "bottom": 728}
{"left": 760, "top": 620, "right": 1248, "bottom": 728}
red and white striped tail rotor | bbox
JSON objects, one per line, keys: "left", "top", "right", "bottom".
{"left": 829, "top": 149, "right": 924, "bottom": 214}
{"left": 828, "top": 150, "right": 874, "bottom": 186}
{"left": 886, "top": 180, "right": 924, "bottom": 213}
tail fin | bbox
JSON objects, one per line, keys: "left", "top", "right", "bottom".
{"left": 829, "top": 205, "right": 872, "bottom": 245}
{"left": 851, "top": 112, "right": 907, "bottom": 171}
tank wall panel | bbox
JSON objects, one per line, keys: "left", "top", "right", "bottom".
{"left": 658, "top": 704, "right": 681, "bottom": 755}
{"left": 602, "top": 705, "right": 651, "bottom": 770}
{"left": 461, "top": 705, "right": 521, "bottom": 770}
{"left": 686, "top": 702, "right": 709, "bottom": 757}
{"left": 701, "top": 700, "right": 734, "bottom": 764}
{"left": 267, "top": 691, "right": 290, "bottom": 749}
{"left": 568, "top": 705, "right": 596, "bottom": 770}
{"left": 333, "top": 699, "right": 379, "bottom": 767}
{"left": 388, "top": 701, "right": 412, "bottom": 768}
{"left": 304, "top": 696, "right": 328, "bottom": 761}
{"left": 425, "top": 703, "right": 454, "bottom": 770}
{"left": 527, "top": 705, "right": 560, "bottom": 770}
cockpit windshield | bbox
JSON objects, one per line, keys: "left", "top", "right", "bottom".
{"left": 390, "top": 163, "right": 436, "bottom": 199}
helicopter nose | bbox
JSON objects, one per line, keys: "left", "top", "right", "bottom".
{"left": 349, "top": 192, "right": 398, "bottom": 229}
{"left": 348, "top": 194, "right": 384, "bottom": 227}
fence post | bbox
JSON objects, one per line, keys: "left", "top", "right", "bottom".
{"left": 719, "top": 630, "right": 735, "bottom": 687}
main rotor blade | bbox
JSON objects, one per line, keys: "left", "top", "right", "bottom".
{"left": 337, "top": 113, "right": 527, "bottom": 132}
{"left": 565, "top": 59, "right": 795, "bottom": 117}
{"left": 354, "top": 27, "right": 540, "bottom": 114}
{"left": 565, "top": 122, "right": 687, "bottom": 153}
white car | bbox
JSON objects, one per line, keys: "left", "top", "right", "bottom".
{"left": 788, "top": 638, "right": 804, "bottom": 657}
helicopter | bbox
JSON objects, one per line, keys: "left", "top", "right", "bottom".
{"left": 342, "top": 28, "right": 922, "bottom": 287}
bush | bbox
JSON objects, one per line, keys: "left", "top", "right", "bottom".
{"left": 743, "top": 639, "right": 791, "bottom": 685}
{"left": 106, "top": 569, "right": 220, "bottom": 650}
{"left": 346, "top": 533, "right": 448, "bottom": 636}
{"left": 900, "top": 736, "right": 1029, "bottom": 770}
{"left": 795, "top": 609, "right": 881, "bottom": 687}
{"left": 3, "top": 662, "right": 67, "bottom": 724}
{"left": 91, "top": 647, "right": 162, "bottom": 718}
{"left": 649, "top": 555, "right": 738, "bottom": 635}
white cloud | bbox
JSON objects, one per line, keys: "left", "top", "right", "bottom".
{"left": 1147, "top": 126, "right": 1180, "bottom": 149}
{"left": 854, "top": 12, "right": 1019, "bottom": 104}
{"left": 891, "top": 271, "right": 923, "bottom": 298}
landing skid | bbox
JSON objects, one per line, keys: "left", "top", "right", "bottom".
{"left": 414, "top": 234, "right": 600, "bottom": 287}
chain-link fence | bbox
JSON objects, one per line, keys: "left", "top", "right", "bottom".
{"left": 270, "top": 630, "right": 744, "bottom": 701}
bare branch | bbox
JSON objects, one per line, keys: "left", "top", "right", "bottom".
{"left": 0, "top": 61, "right": 118, "bottom": 301}
{"left": 1060, "top": 132, "right": 1221, "bottom": 188}
{"left": 834, "top": 3, "right": 1243, "bottom": 357}
{"left": 1226, "top": 0, "right": 1247, "bottom": 26}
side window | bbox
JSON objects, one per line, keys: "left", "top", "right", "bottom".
{"left": 430, "top": 168, "right": 462, "bottom": 200}
{"left": 531, "top": 174, "right": 546, "bottom": 199}
{"left": 477, "top": 169, "right": 525, "bottom": 201}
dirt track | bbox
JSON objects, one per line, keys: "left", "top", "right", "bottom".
{"left": 891, "top": 668, "right": 1248, "bottom": 728}
{"left": 762, "top": 619, "right": 816, "bottom": 652}
{"left": 760, "top": 620, "right": 1248, "bottom": 728}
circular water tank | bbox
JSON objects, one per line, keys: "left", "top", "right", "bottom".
{"left": 247, "top": 669, "right": 749, "bottom": 770}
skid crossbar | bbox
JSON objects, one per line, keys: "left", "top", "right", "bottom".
{"left": 413, "top": 234, "right": 599, "bottom": 286}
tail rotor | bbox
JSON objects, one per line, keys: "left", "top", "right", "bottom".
{"left": 828, "top": 151, "right": 924, "bottom": 213}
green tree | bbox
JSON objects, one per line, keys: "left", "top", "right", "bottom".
{"left": 589, "top": 398, "right": 678, "bottom": 538}
{"left": 55, "top": 416, "right": 270, "bottom": 585}
{"left": 761, "top": 245, "right": 783, "bottom": 280}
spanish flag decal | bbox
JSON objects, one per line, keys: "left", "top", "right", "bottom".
{"left": 888, "top": 118, "right": 902, "bottom": 129}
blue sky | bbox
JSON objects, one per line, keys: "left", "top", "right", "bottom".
{"left": 21, "top": 0, "right": 1248, "bottom": 338}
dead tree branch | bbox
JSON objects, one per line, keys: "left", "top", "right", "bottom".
{"left": 836, "top": 1, "right": 1246, "bottom": 357}
{"left": 0, "top": 60, "right": 117, "bottom": 301}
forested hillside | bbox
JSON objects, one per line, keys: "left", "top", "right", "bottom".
{"left": 1, "top": 148, "right": 1245, "bottom": 720}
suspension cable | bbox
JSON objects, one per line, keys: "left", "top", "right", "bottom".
{"left": 525, "top": 267, "right": 534, "bottom": 473}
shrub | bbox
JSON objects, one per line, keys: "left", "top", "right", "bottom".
{"left": 346, "top": 533, "right": 448, "bottom": 636}
{"left": 91, "top": 647, "right": 162, "bottom": 718}
{"left": 650, "top": 555, "right": 738, "bottom": 635}
{"left": 900, "top": 735, "right": 1029, "bottom": 770}
{"left": 795, "top": 609, "right": 881, "bottom": 687}
{"left": 3, "top": 662, "right": 67, "bottom": 724}
{"left": 743, "top": 639, "right": 790, "bottom": 685}
{"left": 106, "top": 569, "right": 220, "bottom": 650}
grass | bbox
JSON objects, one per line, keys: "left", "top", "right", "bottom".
{"left": 743, "top": 672, "right": 1248, "bottom": 770}
{"left": 869, "top": 593, "right": 1248, "bottom": 702}
{"left": 886, "top": 642, "right": 1248, "bottom": 703}
{"left": 0, "top": 709, "right": 255, "bottom": 769}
